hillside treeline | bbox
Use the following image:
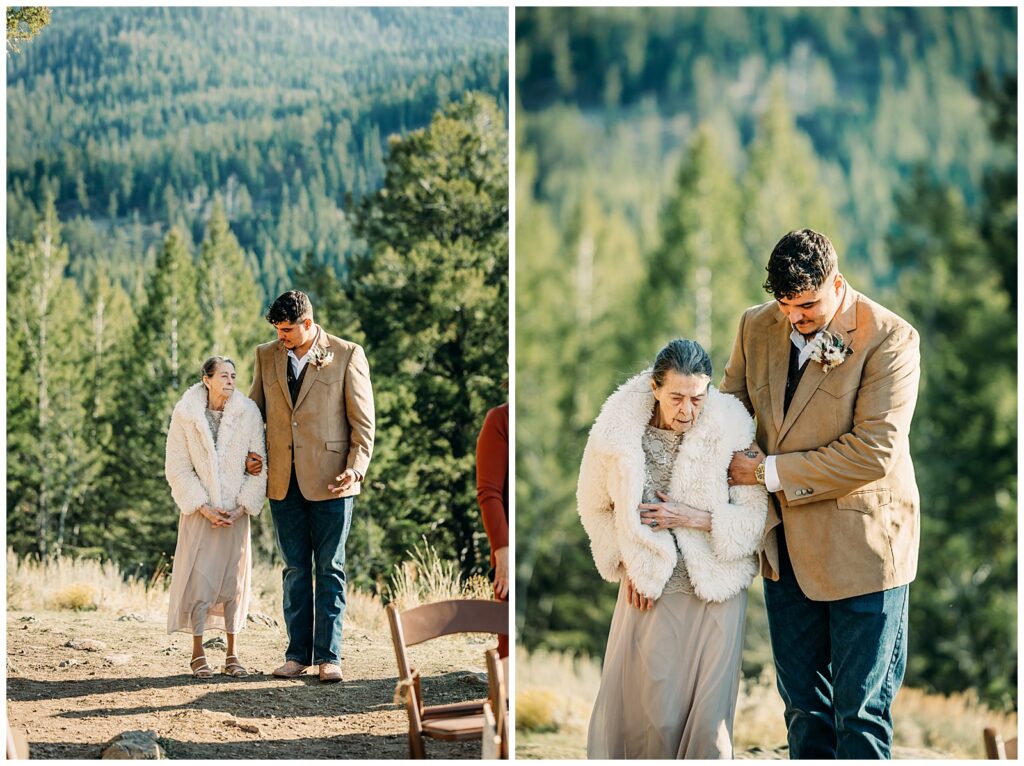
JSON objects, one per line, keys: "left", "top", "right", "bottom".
{"left": 516, "top": 7, "right": 1016, "bottom": 710}
{"left": 7, "top": 7, "right": 508, "bottom": 296}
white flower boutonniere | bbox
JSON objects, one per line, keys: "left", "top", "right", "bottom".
{"left": 310, "top": 343, "right": 334, "bottom": 370}
{"left": 808, "top": 330, "right": 853, "bottom": 373}
{"left": 309, "top": 328, "right": 334, "bottom": 370}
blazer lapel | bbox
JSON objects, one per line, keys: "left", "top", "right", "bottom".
{"left": 274, "top": 343, "right": 293, "bottom": 409}
{"left": 767, "top": 314, "right": 790, "bottom": 437}
{"left": 292, "top": 329, "right": 330, "bottom": 412}
{"left": 776, "top": 286, "right": 859, "bottom": 445}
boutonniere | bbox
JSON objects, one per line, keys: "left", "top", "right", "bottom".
{"left": 309, "top": 328, "right": 334, "bottom": 370}
{"left": 808, "top": 330, "right": 852, "bottom": 373}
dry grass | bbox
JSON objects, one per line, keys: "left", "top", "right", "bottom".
{"left": 515, "top": 647, "right": 1015, "bottom": 759}
{"left": 385, "top": 538, "right": 493, "bottom": 611}
{"left": 8, "top": 545, "right": 487, "bottom": 636}
{"left": 7, "top": 550, "right": 167, "bottom": 617}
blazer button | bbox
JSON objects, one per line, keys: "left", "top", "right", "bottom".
{"left": 796, "top": 489, "right": 804, "bottom": 496}
{"left": 805, "top": 488, "right": 813, "bottom": 494}
{"left": 293, "top": 421, "right": 298, "bottom": 427}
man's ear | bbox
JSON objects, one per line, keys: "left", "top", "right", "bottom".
{"left": 834, "top": 272, "right": 845, "bottom": 295}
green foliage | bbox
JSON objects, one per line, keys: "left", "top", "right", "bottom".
{"left": 345, "top": 94, "right": 509, "bottom": 584}
{"left": 6, "top": 6, "right": 51, "bottom": 55}
{"left": 884, "top": 76, "right": 1017, "bottom": 709}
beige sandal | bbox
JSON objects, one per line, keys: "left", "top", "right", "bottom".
{"left": 190, "top": 655, "right": 213, "bottom": 679}
{"left": 223, "top": 654, "right": 249, "bottom": 678}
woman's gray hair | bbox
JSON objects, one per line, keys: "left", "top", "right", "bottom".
{"left": 201, "top": 355, "right": 235, "bottom": 379}
{"left": 651, "top": 339, "right": 712, "bottom": 387}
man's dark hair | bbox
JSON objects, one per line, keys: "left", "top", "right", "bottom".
{"left": 763, "top": 229, "right": 838, "bottom": 299}
{"left": 652, "top": 339, "right": 712, "bottom": 387}
{"left": 265, "top": 290, "right": 313, "bottom": 325}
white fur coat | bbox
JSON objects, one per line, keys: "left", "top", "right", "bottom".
{"left": 577, "top": 372, "right": 768, "bottom": 602}
{"left": 165, "top": 383, "right": 268, "bottom": 516}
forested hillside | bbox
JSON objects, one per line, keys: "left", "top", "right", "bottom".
{"left": 516, "top": 7, "right": 1016, "bottom": 710}
{"left": 7, "top": 8, "right": 509, "bottom": 594}
{"left": 7, "top": 7, "right": 507, "bottom": 294}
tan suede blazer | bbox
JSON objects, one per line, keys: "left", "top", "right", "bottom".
{"left": 248, "top": 328, "right": 375, "bottom": 501}
{"left": 720, "top": 286, "right": 921, "bottom": 601}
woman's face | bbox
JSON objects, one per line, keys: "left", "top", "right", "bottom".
{"left": 204, "top": 362, "right": 236, "bottom": 400}
{"left": 651, "top": 370, "right": 709, "bottom": 433}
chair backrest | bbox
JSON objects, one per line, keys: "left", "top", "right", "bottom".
{"left": 392, "top": 599, "right": 508, "bottom": 647}
{"left": 485, "top": 648, "right": 508, "bottom": 758}
{"left": 984, "top": 727, "right": 1018, "bottom": 759}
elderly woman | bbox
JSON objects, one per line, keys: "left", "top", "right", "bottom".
{"left": 165, "top": 356, "right": 267, "bottom": 678}
{"left": 579, "top": 339, "right": 768, "bottom": 759}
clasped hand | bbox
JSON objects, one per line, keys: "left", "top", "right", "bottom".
{"left": 199, "top": 504, "right": 243, "bottom": 527}
{"left": 638, "top": 490, "right": 712, "bottom": 532}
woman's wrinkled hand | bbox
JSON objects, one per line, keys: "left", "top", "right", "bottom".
{"left": 638, "top": 490, "right": 712, "bottom": 532}
{"left": 199, "top": 504, "right": 230, "bottom": 528}
{"left": 219, "top": 506, "right": 245, "bottom": 526}
{"left": 625, "top": 577, "right": 655, "bottom": 612}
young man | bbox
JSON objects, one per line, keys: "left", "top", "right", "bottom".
{"left": 247, "top": 290, "right": 375, "bottom": 683}
{"left": 721, "top": 229, "right": 921, "bottom": 758}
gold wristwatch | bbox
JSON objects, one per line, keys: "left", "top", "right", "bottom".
{"left": 754, "top": 459, "right": 766, "bottom": 486}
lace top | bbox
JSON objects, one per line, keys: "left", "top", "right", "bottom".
{"left": 205, "top": 407, "right": 224, "bottom": 445}
{"left": 642, "top": 424, "right": 695, "bottom": 595}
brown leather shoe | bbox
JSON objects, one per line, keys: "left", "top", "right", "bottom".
{"left": 272, "top": 660, "right": 309, "bottom": 678}
{"left": 318, "top": 662, "right": 342, "bottom": 683}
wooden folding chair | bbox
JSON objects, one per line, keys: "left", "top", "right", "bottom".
{"left": 485, "top": 648, "right": 509, "bottom": 759}
{"left": 386, "top": 599, "right": 509, "bottom": 759}
{"left": 984, "top": 727, "right": 1018, "bottom": 759}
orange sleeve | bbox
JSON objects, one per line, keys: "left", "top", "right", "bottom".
{"left": 476, "top": 404, "right": 509, "bottom": 553}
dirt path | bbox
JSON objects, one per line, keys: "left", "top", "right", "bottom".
{"left": 8, "top": 609, "right": 496, "bottom": 759}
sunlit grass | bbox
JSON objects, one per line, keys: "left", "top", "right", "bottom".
{"left": 515, "top": 647, "right": 1017, "bottom": 758}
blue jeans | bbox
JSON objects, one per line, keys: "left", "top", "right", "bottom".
{"left": 764, "top": 527, "right": 908, "bottom": 759}
{"left": 270, "top": 475, "right": 353, "bottom": 666}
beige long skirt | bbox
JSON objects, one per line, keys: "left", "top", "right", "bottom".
{"left": 166, "top": 511, "right": 251, "bottom": 636}
{"left": 587, "top": 579, "right": 747, "bottom": 759}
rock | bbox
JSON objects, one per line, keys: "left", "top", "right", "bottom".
{"left": 66, "top": 639, "right": 108, "bottom": 652}
{"left": 158, "top": 647, "right": 175, "bottom": 655}
{"left": 101, "top": 730, "right": 166, "bottom": 759}
{"left": 224, "top": 719, "right": 263, "bottom": 736}
{"left": 117, "top": 613, "right": 145, "bottom": 622}
{"left": 458, "top": 672, "right": 488, "bottom": 687}
{"left": 19, "top": 615, "right": 37, "bottom": 623}
{"left": 104, "top": 654, "right": 133, "bottom": 667}
{"left": 247, "top": 612, "right": 278, "bottom": 627}
{"left": 202, "top": 636, "right": 227, "bottom": 650}
{"left": 8, "top": 660, "right": 19, "bottom": 674}
{"left": 58, "top": 658, "right": 83, "bottom": 669}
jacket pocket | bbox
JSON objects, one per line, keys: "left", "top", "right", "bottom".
{"left": 836, "top": 488, "right": 892, "bottom": 514}
{"left": 326, "top": 440, "right": 349, "bottom": 453}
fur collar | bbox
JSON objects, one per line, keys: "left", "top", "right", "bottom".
{"left": 589, "top": 370, "right": 751, "bottom": 458}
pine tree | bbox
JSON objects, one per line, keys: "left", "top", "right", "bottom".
{"left": 348, "top": 93, "right": 508, "bottom": 582}
{"left": 106, "top": 227, "right": 205, "bottom": 567}
{"left": 7, "top": 198, "right": 101, "bottom": 559}
{"left": 645, "top": 124, "right": 752, "bottom": 372}
{"left": 196, "top": 198, "right": 264, "bottom": 384}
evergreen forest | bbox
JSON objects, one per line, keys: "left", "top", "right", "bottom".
{"left": 515, "top": 7, "right": 1017, "bottom": 710}
{"left": 7, "top": 8, "right": 509, "bottom": 594}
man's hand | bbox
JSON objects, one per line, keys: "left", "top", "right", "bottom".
{"left": 328, "top": 469, "right": 359, "bottom": 496}
{"left": 245, "top": 452, "right": 263, "bottom": 476}
{"left": 728, "top": 442, "right": 766, "bottom": 486}
{"left": 625, "top": 577, "right": 655, "bottom": 612}
{"left": 493, "top": 546, "right": 509, "bottom": 599}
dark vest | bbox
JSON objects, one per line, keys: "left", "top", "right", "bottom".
{"left": 784, "top": 341, "right": 809, "bottom": 415}
{"left": 286, "top": 359, "right": 308, "bottom": 405}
